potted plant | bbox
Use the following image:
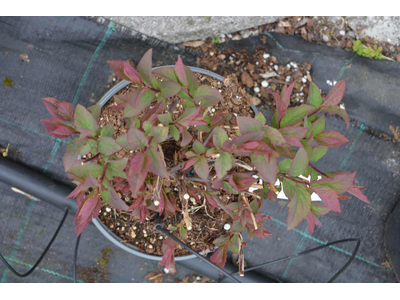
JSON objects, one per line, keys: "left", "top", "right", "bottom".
{"left": 40, "top": 49, "right": 369, "bottom": 276}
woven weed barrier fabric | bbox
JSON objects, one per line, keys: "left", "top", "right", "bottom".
{"left": 0, "top": 17, "right": 399, "bottom": 282}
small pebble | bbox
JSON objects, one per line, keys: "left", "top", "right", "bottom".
{"left": 339, "top": 30, "right": 345, "bottom": 36}
{"left": 253, "top": 87, "right": 260, "bottom": 93}
{"left": 261, "top": 80, "right": 269, "bottom": 88}
{"left": 263, "top": 53, "right": 270, "bottom": 59}
{"left": 106, "top": 207, "right": 112, "bottom": 212}
{"left": 224, "top": 224, "right": 231, "bottom": 231}
{"left": 274, "top": 65, "right": 279, "bottom": 71}
{"left": 301, "top": 78, "right": 307, "bottom": 83}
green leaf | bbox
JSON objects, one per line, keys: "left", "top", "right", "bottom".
{"left": 193, "top": 140, "right": 206, "bottom": 154}
{"left": 108, "top": 158, "right": 128, "bottom": 172}
{"left": 194, "top": 156, "right": 209, "bottom": 180}
{"left": 289, "top": 148, "right": 309, "bottom": 177}
{"left": 264, "top": 126, "right": 286, "bottom": 146}
{"left": 169, "top": 125, "right": 180, "bottom": 141}
{"left": 215, "top": 152, "right": 234, "bottom": 179}
{"left": 308, "top": 82, "right": 323, "bottom": 108}
{"left": 158, "top": 113, "right": 173, "bottom": 126}
{"left": 150, "top": 126, "right": 169, "bottom": 143}
{"left": 255, "top": 112, "right": 266, "bottom": 125}
{"left": 143, "top": 121, "right": 153, "bottom": 133}
{"left": 98, "top": 137, "right": 122, "bottom": 156}
{"left": 271, "top": 113, "right": 279, "bottom": 129}
{"left": 184, "top": 66, "right": 200, "bottom": 94}
{"left": 100, "top": 124, "right": 114, "bottom": 137}
{"left": 280, "top": 105, "right": 316, "bottom": 128}
{"left": 237, "top": 116, "right": 262, "bottom": 135}
{"left": 153, "top": 67, "right": 179, "bottom": 83}
{"left": 223, "top": 181, "right": 239, "bottom": 194}
{"left": 88, "top": 105, "right": 101, "bottom": 121}
{"left": 282, "top": 178, "right": 296, "bottom": 199}
{"left": 213, "top": 127, "right": 228, "bottom": 149}
{"left": 310, "top": 145, "right": 328, "bottom": 162}
{"left": 287, "top": 184, "right": 311, "bottom": 230}
{"left": 74, "top": 104, "right": 98, "bottom": 132}
{"left": 306, "top": 115, "right": 325, "bottom": 138}
{"left": 69, "top": 161, "right": 103, "bottom": 179}
{"left": 278, "top": 158, "right": 292, "bottom": 173}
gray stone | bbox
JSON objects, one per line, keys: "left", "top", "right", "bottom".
{"left": 346, "top": 16, "right": 400, "bottom": 46}
{"left": 105, "top": 16, "right": 280, "bottom": 44}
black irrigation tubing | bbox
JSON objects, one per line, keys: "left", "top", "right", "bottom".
{"left": 154, "top": 223, "right": 241, "bottom": 283}
{"left": 0, "top": 207, "right": 69, "bottom": 278}
{"left": 231, "top": 238, "right": 361, "bottom": 283}
{"left": 73, "top": 234, "right": 81, "bottom": 283}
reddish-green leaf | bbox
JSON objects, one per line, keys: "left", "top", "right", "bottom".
{"left": 215, "top": 152, "right": 234, "bottom": 179}
{"left": 184, "top": 66, "right": 199, "bottom": 94}
{"left": 160, "top": 81, "right": 182, "bottom": 98}
{"left": 306, "top": 115, "right": 325, "bottom": 138}
{"left": 237, "top": 116, "right": 262, "bottom": 135}
{"left": 315, "top": 130, "right": 349, "bottom": 147}
{"left": 289, "top": 148, "right": 309, "bottom": 177}
{"left": 279, "top": 126, "right": 308, "bottom": 140}
{"left": 98, "top": 137, "right": 121, "bottom": 156}
{"left": 192, "top": 85, "right": 224, "bottom": 106}
{"left": 69, "top": 161, "right": 104, "bottom": 179}
{"left": 137, "top": 49, "right": 153, "bottom": 85}
{"left": 194, "top": 156, "right": 209, "bottom": 180}
{"left": 107, "top": 60, "right": 131, "bottom": 81}
{"left": 75, "top": 193, "right": 101, "bottom": 236}
{"left": 251, "top": 153, "right": 277, "bottom": 184}
{"left": 322, "top": 80, "right": 346, "bottom": 107}
{"left": 153, "top": 67, "right": 179, "bottom": 83}
{"left": 264, "top": 126, "right": 286, "bottom": 146}
{"left": 150, "top": 126, "right": 169, "bottom": 143}
{"left": 281, "top": 82, "right": 294, "bottom": 107}
{"left": 63, "top": 138, "right": 86, "bottom": 171}
{"left": 347, "top": 185, "right": 370, "bottom": 203}
{"left": 311, "top": 185, "right": 341, "bottom": 213}
{"left": 127, "top": 127, "right": 149, "bottom": 149}
{"left": 213, "top": 127, "right": 228, "bottom": 149}
{"left": 124, "top": 63, "right": 142, "bottom": 83}
{"left": 147, "top": 146, "right": 168, "bottom": 178}
{"left": 287, "top": 184, "right": 311, "bottom": 230}
{"left": 321, "top": 106, "right": 350, "bottom": 128}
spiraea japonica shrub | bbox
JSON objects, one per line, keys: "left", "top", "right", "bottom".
{"left": 41, "top": 49, "right": 369, "bottom": 275}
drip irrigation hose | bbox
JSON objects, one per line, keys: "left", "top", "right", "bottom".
{"left": 230, "top": 238, "right": 360, "bottom": 283}
{"left": 73, "top": 234, "right": 81, "bottom": 283}
{"left": 0, "top": 207, "right": 69, "bottom": 278}
{"left": 155, "top": 223, "right": 241, "bottom": 283}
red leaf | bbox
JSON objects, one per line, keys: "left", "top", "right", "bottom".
{"left": 322, "top": 80, "right": 346, "bottom": 107}
{"left": 179, "top": 106, "right": 203, "bottom": 127}
{"left": 123, "top": 63, "right": 142, "bottom": 83}
{"left": 107, "top": 60, "right": 131, "bottom": 81}
{"left": 160, "top": 238, "right": 177, "bottom": 273}
{"left": 347, "top": 185, "right": 370, "bottom": 203}
{"left": 74, "top": 193, "right": 101, "bottom": 236}
{"left": 281, "top": 82, "right": 295, "bottom": 107}
{"left": 175, "top": 56, "right": 188, "bottom": 87}
{"left": 41, "top": 118, "right": 75, "bottom": 138}
{"left": 315, "top": 130, "right": 349, "bottom": 147}
{"left": 229, "top": 173, "right": 257, "bottom": 191}
{"left": 204, "top": 193, "right": 218, "bottom": 208}
{"left": 126, "top": 88, "right": 146, "bottom": 108}
{"left": 268, "top": 91, "right": 286, "bottom": 121}
{"left": 182, "top": 158, "right": 197, "bottom": 171}
{"left": 127, "top": 152, "right": 151, "bottom": 197}
{"left": 42, "top": 97, "right": 74, "bottom": 122}
{"left": 67, "top": 172, "right": 100, "bottom": 199}
{"left": 311, "top": 185, "right": 341, "bottom": 213}
{"left": 147, "top": 147, "right": 169, "bottom": 178}
{"left": 279, "top": 126, "right": 308, "bottom": 140}
{"left": 210, "top": 246, "right": 228, "bottom": 270}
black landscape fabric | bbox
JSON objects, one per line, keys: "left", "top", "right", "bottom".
{"left": 0, "top": 16, "right": 399, "bottom": 283}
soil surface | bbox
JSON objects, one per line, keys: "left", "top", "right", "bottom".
{"left": 97, "top": 73, "right": 255, "bottom": 258}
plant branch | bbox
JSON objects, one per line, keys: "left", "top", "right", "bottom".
{"left": 237, "top": 233, "right": 245, "bottom": 277}
{"left": 309, "top": 163, "right": 332, "bottom": 178}
{"left": 241, "top": 193, "right": 258, "bottom": 230}
{"left": 206, "top": 183, "right": 235, "bottom": 219}
{"left": 279, "top": 173, "right": 310, "bottom": 186}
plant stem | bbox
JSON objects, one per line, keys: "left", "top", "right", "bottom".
{"left": 279, "top": 173, "right": 310, "bottom": 186}
{"left": 309, "top": 163, "right": 332, "bottom": 178}
{"left": 241, "top": 193, "right": 258, "bottom": 230}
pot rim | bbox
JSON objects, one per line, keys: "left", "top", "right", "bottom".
{"left": 92, "top": 65, "right": 258, "bottom": 261}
